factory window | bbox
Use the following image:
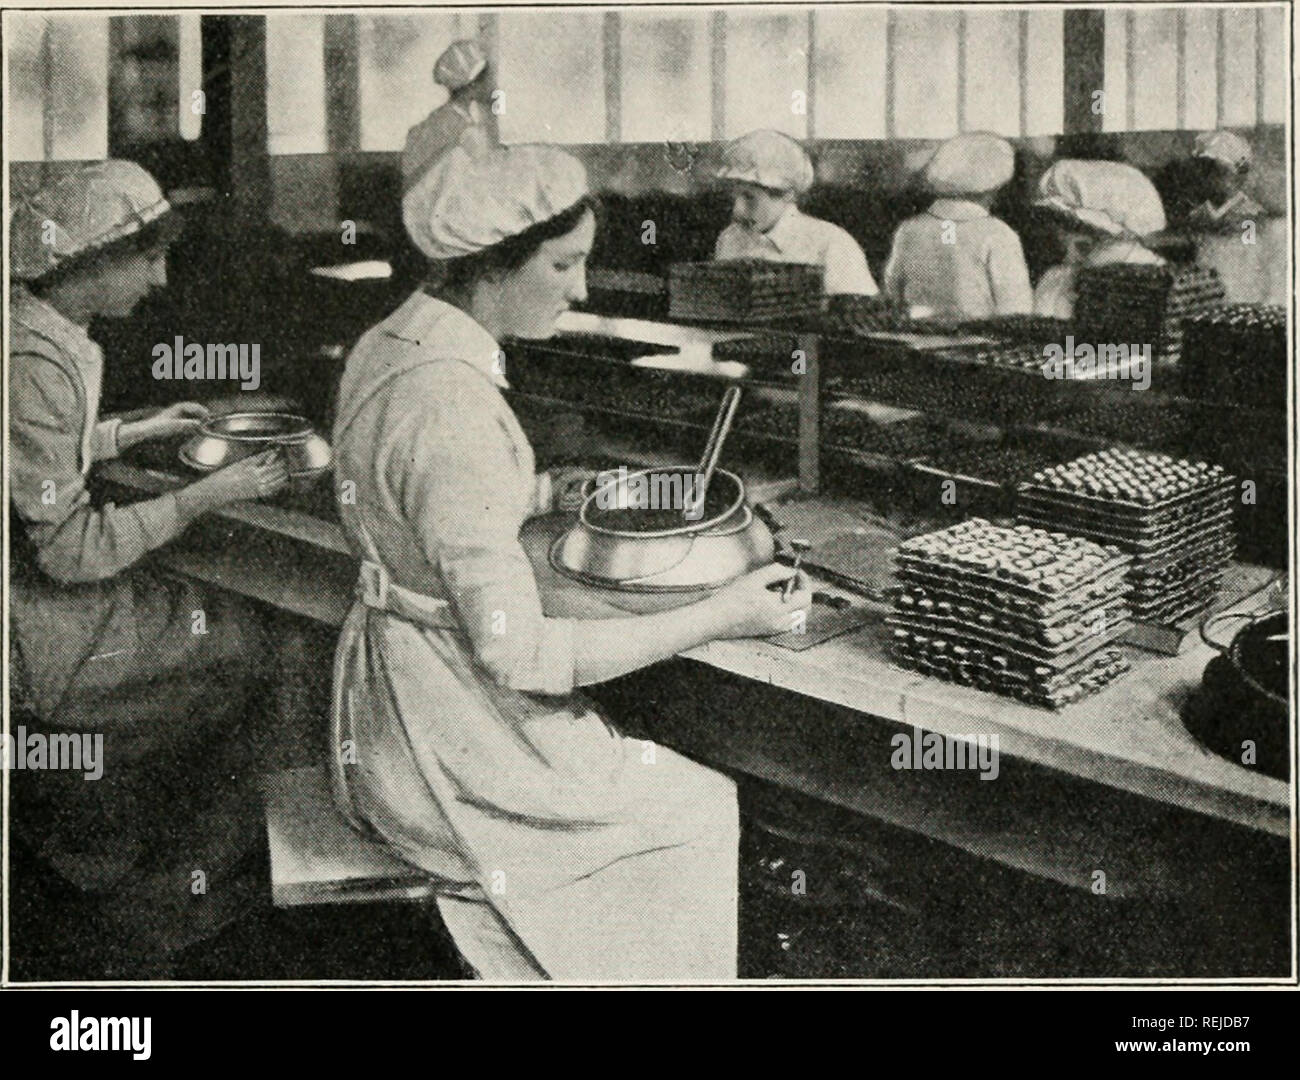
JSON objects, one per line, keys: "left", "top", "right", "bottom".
{"left": 178, "top": 14, "right": 202, "bottom": 141}
{"left": 813, "top": 8, "right": 1060, "bottom": 140}
{"left": 7, "top": 13, "right": 109, "bottom": 162}
{"left": 723, "top": 11, "right": 809, "bottom": 139}
{"left": 496, "top": 10, "right": 605, "bottom": 145}
{"left": 812, "top": 8, "right": 889, "bottom": 139}
{"left": 620, "top": 11, "right": 712, "bottom": 144}
{"left": 261, "top": 4, "right": 1286, "bottom": 152}
{"left": 1103, "top": 5, "right": 1287, "bottom": 132}
{"left": 963, "top": 10, "right": 1023, "bottom": 137}
{"left": 358, "top": 12, "right": 473, "bottom": 152}
{"left": 266, "top": 12, "right": 326, "bottom": 153}
{"left": 892, "top": 9, "right": 962, "bottom": 139}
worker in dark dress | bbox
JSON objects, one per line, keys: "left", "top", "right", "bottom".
{"left": 8, "top": 159, "right": 289, "bottom": 976}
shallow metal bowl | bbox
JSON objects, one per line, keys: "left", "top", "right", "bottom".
{"left": 180, "top": 411, "right": 332, "bottom": 476}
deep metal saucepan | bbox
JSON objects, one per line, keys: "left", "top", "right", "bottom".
{"left": 180, "top": 411, "right": 332, "bottom": 478}
{"left": 549, "top": 465, "right": 776, "bottom": 613}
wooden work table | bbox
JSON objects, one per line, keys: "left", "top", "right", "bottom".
{"left": 97, "top": 455, "right": 1290, "bottom": 868}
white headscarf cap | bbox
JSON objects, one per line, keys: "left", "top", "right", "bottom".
{"left": 716, "top": 130, "right": 815, "bottom": 196}
{"left": 434, "top": 40, "right": 488, "bottom": 90}
{"left": 403, "top": 141, "right": 589, "bottom": 260}
{"left": 924, "top": 132, "right": 1015, "bottom": 195}
{"left": 10, "top": 159, "right": 170, "bottom": 280}
{"left": 1035, "top": 159, "right": 1167, "bottom": 238}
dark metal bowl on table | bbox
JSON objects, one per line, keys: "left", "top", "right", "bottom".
{"left": 1185, "top": 607, "right": 1290, "bottom": 781}
{"left": 180, "top": 411, "right": 332, "bottom": 483}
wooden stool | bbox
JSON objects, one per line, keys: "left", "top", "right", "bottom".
{"left": 261, "top": 765, "right": 439, "bottom": 906}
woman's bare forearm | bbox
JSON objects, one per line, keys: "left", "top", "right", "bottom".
{"left": 570, "top": 600, "right": 727, "bottom": 686}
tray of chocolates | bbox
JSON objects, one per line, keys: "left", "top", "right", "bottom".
{"left": 1180, "top": 303, "right": 1287, "bottom": 409}
{"left": 1016, "top": 449, "right": 1236, "bottom": 629}
{"left": 1015, "top": 448, "right": 1233, "bottom": 512}
{"left": 953, "top": 314, "right": 1077, "bottom": 345}
{"left": 889, "top": 520, "right": 1134, "bottom": 707}
{"left": 668, "top": 260, "right": 825, "bottom": 323}
{"left": 889, "top": 590, "right": 1130, "bottom": 664}
{"left": 1073, "top": 264, "right": 1226, "bottom": 365}
{"left": 889, "top": 628, "right": 1131, "bottom": 709}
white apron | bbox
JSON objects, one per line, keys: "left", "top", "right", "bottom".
{"left": 329, "top": 294, "right": 738, "bottom": 980}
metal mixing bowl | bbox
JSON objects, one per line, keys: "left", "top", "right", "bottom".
{"left": 180, "top": 411, "right": 332, "bottom": 477}
{"left": 549, "top": 467, "right": 775, "bottom": 607}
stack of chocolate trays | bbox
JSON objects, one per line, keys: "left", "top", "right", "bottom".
{"left": 1181, "top": 303, "right": 1287, "bottom": 408}
{"left": 712, "top": 331, "right": 803, "bottom": 374}
{"left": 668, "top": 260, "right": 825, "bottom": 323}
{"left": 956, "top": 314, "right": 1077, "bottom": 346}
{"left": 1074, "top": 264, "right": 1226, "bottom": 364}
{"left": 889, "top": 518, "right": 1133, "bottom": 709}
{"left": 821, "top": 294, "right": 909, "bottom": 337}
{"left": 931, "top": 341, "right": 1057, "bottom": 374}
{"left": 1017, "top": 448, "right": 1236, "bottom": 626}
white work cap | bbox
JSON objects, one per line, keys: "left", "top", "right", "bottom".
{"left": 9, "top": 159, "right": 171, "bottom": 281}
{"left": 434, "top": 39, "right": 488, "bottom": 90}
{"left": 403, "top": 141, "right": 589, "bottom": 261}
{"left": 924, "top": 132, "right": 1015, "bottom": 196}
{"left": 1193, "top": 130, "right": 1252, "bottom": 172}
{"left": 717, "top": 129, "right": 815, "bottom": 196}
{"left": 1035, "top": 159, "right": 1167, "bottom": 238}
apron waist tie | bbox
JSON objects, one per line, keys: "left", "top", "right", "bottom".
{"left": 357, "top": 559, "right": 461, "bottom": 632}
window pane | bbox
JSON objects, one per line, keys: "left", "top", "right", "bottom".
{"left": 965, "top": 10, "right": 1021, "bottom": 136}
{"left": 7, "top": 14, "right": 48, "bottom": 161}
{"left": 358, "top": 13, "right": 460, "bottom": 152}
{"left": 813, "top": 7, "right": 887, "bottom": 139}
{"left": 1260, "top": 6, "right": 1287, "bottom": 124}
{"left": 1183, "top": 8, "right": 1218, "bottom": 130}
{"left": 1102, "top": 9, "right": 1129, "bottom": 131}
{"left": 724, "top": 11, "right": 808, "bottom": 139}
{"left": 621, "top": 11, "right": 710, "bottom": 143}
{"left": 893, "top": 9, "right": 959, "bottom": 139}
{"left": 267, "top": 13, "right": 326, "bottom": 154}
{"left": 1220, "top": 8, "right": 1258, "bottom": 126}
{"left": 178, "top": 13, "right": 202, "bottom": 140}
{"left": 1131, "top": 8, "right": 1177, "bottom": 131}
{"left": 48, "top": 15, "right": 109, "bottom": 160}
{"left": 1023, "top": 10, "right": 1063, "bottom": 136}
{"left": 497, "top": 11, "right": 604, "bottom": 144}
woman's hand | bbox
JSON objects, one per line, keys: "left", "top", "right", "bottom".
{"left": 707, "top": 562, "right": 813, "bottom": 639}
{"left": 121, "top": 401, "right": 211, "bottom": 445}
{"left": 196, "top": 450, "right": 290, "bottom": 504}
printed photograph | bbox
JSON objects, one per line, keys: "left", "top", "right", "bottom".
{"left": 3, "top": 1, "right": 1294, "bottom": 987}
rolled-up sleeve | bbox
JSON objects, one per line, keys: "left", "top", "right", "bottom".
{"left": 394, "top": 377, "right": 576, "bottom": 695}
{"left": 9, "top": 356, "right": 179, "bottom": 584}
{"left": 91, "top": 417, "right": 123, "bottom": 461}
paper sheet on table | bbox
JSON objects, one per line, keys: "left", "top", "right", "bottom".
{"left": 859, "top": 331, "right": 999, "bottom": 350}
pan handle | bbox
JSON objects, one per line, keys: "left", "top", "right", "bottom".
{"left": 1199, "top": 609, "right": 1258, "bottom": 655}
{"left": 752, "top": 501, "right": 785, "bottom": 535}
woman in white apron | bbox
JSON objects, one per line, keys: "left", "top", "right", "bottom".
{"left": 332, "top": 143, "right": 811, "bottom": 980}
{"left": 8, "top": 160, "right": 289, "bottom": 974}
{"left": 401, "top": 39, "right": 495, "bottom": 195}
